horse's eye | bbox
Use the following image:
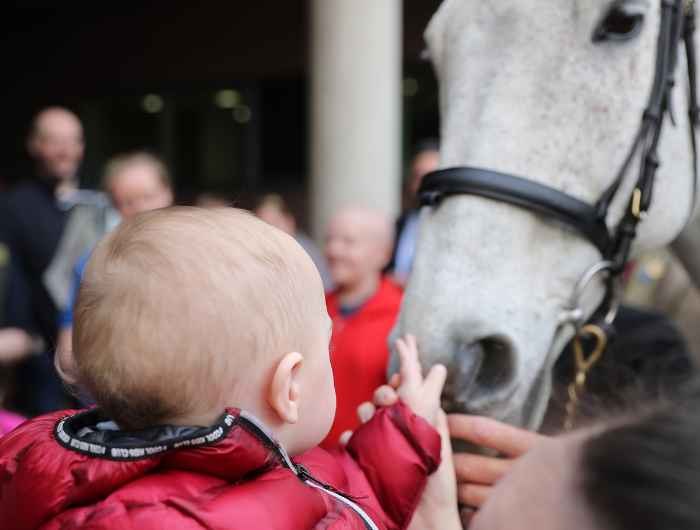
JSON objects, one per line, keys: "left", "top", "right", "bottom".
{"left": 592, "top": 0, "right": 647, "bottom": 43}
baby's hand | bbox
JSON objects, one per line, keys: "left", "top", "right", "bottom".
{"left": 394, "top": 335, "right": 460, "bottom": 529}
{"left": 395, "top": 334, "right": 447, "bottom": 426}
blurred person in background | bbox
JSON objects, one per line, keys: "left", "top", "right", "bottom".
{"left": 255, "top": 193, "right": 333, "bottom": 290}
{"left": 0, "top": 244, "right": 35, "bottom": 434}
{"left": 0, "top": 107, "right": 111, "bottom": 415}
{"left": 195, "top": 191, "right": 232, "bottom": 208}
{"left": 55, "top": 151, "right": 174, "bottom": 387}
{"left": 387, "top": 139, "right": 440, "bottom": 285}
{"left": 0, "top": 318, "right": 30, "bottom": 433}
{"left": 320, "top": 206, "right": 400, "bottom": 448}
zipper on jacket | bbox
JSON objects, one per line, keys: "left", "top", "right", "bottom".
{"left": 238, "top": 412, "right": 380, "bottom": 530}
{"left": 296, "top": 464, "right": 379, "bottom": 530}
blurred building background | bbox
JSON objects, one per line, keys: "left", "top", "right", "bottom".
{"left": 0, "top": 1, "right": 441, "bottom": 236}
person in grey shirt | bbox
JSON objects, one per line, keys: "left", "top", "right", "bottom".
{"left": 388, "top": 139, "right": 440, "bottom": 285}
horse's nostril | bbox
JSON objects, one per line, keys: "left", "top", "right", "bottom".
{"left": 474, "top": 336, "right": 515, "bottom": 392}
{"left": 442, "top": 335, "right": 516, "bottom": 412}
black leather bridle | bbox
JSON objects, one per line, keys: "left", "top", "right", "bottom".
{"left": 419, "top": 0, "right": 699, "bottom": 332}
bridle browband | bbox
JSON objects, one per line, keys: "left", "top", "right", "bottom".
{"left": 420, "top": 169, "right": 613, "bottom": 255}
{"left": 420, "top": 0, "right": 699, "bottom": 327}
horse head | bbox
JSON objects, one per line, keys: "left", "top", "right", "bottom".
{"left": 390, "top": 0, "right": 697, "bottom": 429}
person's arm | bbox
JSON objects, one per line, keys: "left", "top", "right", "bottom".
{"left": 339, "top": 336, "right": 460, "bottom": 530}
{"left": 54, "top": 254, "right": 86, "bottom": 384}
{"left": 404, "top": 411, "right": 461, "bottom": 530}
{"left": 2, "top": 252, "right": 35, "bottom": 337}
{"left": 355, "top": 377, "right": 461, "bottom": 530}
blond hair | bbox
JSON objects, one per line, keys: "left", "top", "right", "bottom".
{"left": 102, "top": 151, "right": 172, "bottom": 193}
{"left": 73, "top": 207, "right": 317, "bottom": 429}
{"left": 256, "top": 194, "right": 291, "bottom": 215}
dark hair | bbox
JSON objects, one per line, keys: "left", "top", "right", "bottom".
{"left": 581, "top": 381, "right": 700, "bottom": 530}
{"left": 413, "top": 138, "right": 440, "bottom": 158}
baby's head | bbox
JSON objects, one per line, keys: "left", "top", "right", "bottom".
{"left": 73, "top": 207, "right": 335, "bottom": 454}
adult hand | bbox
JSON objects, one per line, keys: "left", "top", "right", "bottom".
{"left": 448, "top": 414, "right": 544, "bottom": 512}
{"left": 0, "top": 328, "right": 34, "bottom": 364}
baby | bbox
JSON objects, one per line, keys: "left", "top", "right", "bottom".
{"left": 0, "top": 207, "right": 459, "bottom": 530}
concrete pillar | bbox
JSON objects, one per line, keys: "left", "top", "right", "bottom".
{"left": 310, "top": 0, "right": 402, "bottom": 241}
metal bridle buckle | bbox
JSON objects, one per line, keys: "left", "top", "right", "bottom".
{"left": 631, "top": 187, "right": 643, "bottom": 219}
{"left": 559, "top": 260, "right": 620, "bottom": 329}
{"left": 560, "top": 260, "right": 620, "bottom": 430}
{"left": 564, "top": 324, "right": 608, "bottom": 430}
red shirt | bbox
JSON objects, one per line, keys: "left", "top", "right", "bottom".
{"left": 322, "top": 277, "right": 403, "bottom": 448}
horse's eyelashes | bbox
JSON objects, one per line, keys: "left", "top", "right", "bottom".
{"left": 592, "top": 0, "right": 647, "bottom": 43}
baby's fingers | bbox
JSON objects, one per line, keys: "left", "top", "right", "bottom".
{"left": 396, "top": 335, "right": 422, "bottom": 390}
{"left": 357, "top": 402, "right": 376, "bottom": 423}
{"left": 339, "top": 430, "right": 353, "bottom": 446}
{"left": 423, "top": 363, "right": 447, "bottom": 404}
{"left": 388, "top": 373, "right": 401, "bottom": 389}
{"left": 373, "top": 385, "right": 399, "bottom": 407}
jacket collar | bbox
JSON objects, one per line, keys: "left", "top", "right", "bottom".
{"left": 53, "top": 407, "right": 287, "bottom": 482}
{"left": 51, "top": 408, "right": 379, "bottom": 530}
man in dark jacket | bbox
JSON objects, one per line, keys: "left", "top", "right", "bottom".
{"left": 0, "top": 107, "right": 110, "bottom": 414}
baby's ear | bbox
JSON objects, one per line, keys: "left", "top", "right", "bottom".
{"left": 267, "top": 352, "right": 303, "bottom": 424}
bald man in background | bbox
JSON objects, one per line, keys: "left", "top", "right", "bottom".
{"left": 0, "top": 107, "right": 111, "bottom": 414}
{"left": 320, "top": 206, "right": 402, "bottom": 448}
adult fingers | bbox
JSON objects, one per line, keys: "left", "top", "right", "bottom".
{"left": 460, "top": 507, "right": 476, "bottom": 529}
{"left": 457, "top": 483, "right": 491, "bottom": 509}
{"left": 373, "top": 385, "right": 399, "bottom": 407}
{"left": 453, "top": 452, "right": 513, "bottom": 486}
{"left": 447, "top": 414, "right": 544, "bottom": 457}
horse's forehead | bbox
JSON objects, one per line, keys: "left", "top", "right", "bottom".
{"left": 424, "top": 0, "right": 657, "bottom": 92}
{"left": 426, "top": 0, "right": 649, "bottom": 39}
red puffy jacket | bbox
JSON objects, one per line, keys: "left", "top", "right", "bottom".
{"left": 0, "top": 401, "right": 440, "bottom": 530}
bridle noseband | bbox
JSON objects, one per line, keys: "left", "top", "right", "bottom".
{"left": 419, "top": 0, "right": 699, "bottom": 427}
